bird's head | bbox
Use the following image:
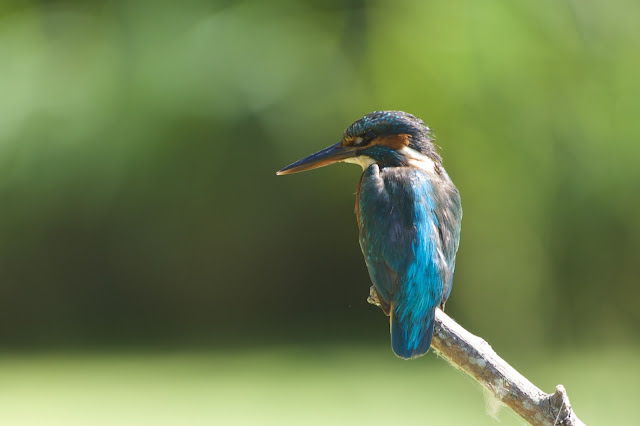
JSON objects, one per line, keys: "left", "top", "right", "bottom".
{"left": 277, "top": 111, "right": 441, "bottom": 175}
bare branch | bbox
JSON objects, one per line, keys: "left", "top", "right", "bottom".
{"left": 432, "top": 309, "right": 585, "bottom": 426}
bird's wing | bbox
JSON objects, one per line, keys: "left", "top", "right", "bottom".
{"left": 357, "top": 165, "right": 450, "bottom": 300}
{"left": 357, "top": 165, "right": 415, "bottom": 310}
{"left": 357, "top": 164, "right": 453, "bottom": 358}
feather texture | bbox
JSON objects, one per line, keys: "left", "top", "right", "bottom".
{"left": 358, "top": 162, "right": 461, "bottom": 359}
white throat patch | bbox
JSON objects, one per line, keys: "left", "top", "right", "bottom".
{"left": 343, "top": 155, "right": 375, "bottom": 170}
{"left": 398, "top": 146, "right": 438, "bottom": 175}
{"left": 341, "top": 147, "right": 438, "bottom": 174}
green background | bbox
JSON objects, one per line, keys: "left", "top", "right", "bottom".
{"left": 0, "top": 0, "right": 638, "bottom": 424}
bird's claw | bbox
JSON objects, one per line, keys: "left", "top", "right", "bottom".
{"left": 367, "top": 286, "right": 381, "bottom": 307}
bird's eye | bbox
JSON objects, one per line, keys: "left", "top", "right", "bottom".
{"left": 355, "top": 131, "right": 375, "bottom": 146}
{"left": 350, "top": 131, "right": 375, "bottom": 147}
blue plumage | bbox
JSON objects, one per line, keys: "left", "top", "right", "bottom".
{"left": 359, "top": 165, "right": 455, "bottom": 359}
{"left": 277, "top": 111, "right": 462, "bottom": 359}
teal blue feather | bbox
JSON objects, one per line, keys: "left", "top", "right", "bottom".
{"left": 359, "top": 164, "right": 456, "bottom": 359}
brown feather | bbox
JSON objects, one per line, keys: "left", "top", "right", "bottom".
{"left": 373, "top": 133, "right": 411, "bottom": 150}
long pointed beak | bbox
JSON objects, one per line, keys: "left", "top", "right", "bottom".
{"left": 276, "top": 142, "right": 357, "bottom": 175}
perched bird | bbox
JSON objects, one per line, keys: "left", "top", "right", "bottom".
{"left": 277, "top": 111, "right": 462, "bottom": 359}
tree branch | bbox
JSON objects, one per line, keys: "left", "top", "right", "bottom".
{"left": 432, "top": 309, "right": 585, "bottom": 426}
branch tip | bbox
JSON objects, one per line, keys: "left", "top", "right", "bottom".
{"left": 432, "top": 310, "right": 585, "bottom": 426}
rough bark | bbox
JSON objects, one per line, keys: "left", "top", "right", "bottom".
{"left": 432, "top": 309, "right": 585, "bottom": 426}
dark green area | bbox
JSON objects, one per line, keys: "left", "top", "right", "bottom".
{"left": 2, "top": 0, "right": 638, "bottom": 349}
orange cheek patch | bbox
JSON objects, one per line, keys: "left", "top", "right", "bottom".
{"left": 373, "top": 133, "right": 411, "bottom": 149}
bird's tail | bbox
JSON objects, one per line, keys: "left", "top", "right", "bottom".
{"left": 390, "top": 305, "right": 436, "bottom": 360}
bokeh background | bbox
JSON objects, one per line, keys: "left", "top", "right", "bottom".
{"left": 1, "top": 0, "right": 639, "bottom": 425}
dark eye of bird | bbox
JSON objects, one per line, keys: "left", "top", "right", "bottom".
{"left": 360, "top": 131, "right": 375, "bottom": 145}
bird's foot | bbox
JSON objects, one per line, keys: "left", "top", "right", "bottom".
{"left": 367, "top": 286, "right": 381, "bottom": 307}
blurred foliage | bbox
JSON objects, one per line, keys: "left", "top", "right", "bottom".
{"left": 0, "top": 0, "right": 639, "bottom": 356}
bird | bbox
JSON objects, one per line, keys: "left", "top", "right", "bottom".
{"left": 277, "top": 111, "right": 462, "bottom": 359}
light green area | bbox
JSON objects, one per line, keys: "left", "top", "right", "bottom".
{"left": 0, "top": 345, "right": 636, "bottom": 426}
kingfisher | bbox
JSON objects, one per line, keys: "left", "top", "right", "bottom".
{"left": 277, "top": 111, "right": 462, "bottom": 359}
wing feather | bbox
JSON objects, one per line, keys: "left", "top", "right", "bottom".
{"left": 357, "top": 164, "right": 460, "bottom": 358}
